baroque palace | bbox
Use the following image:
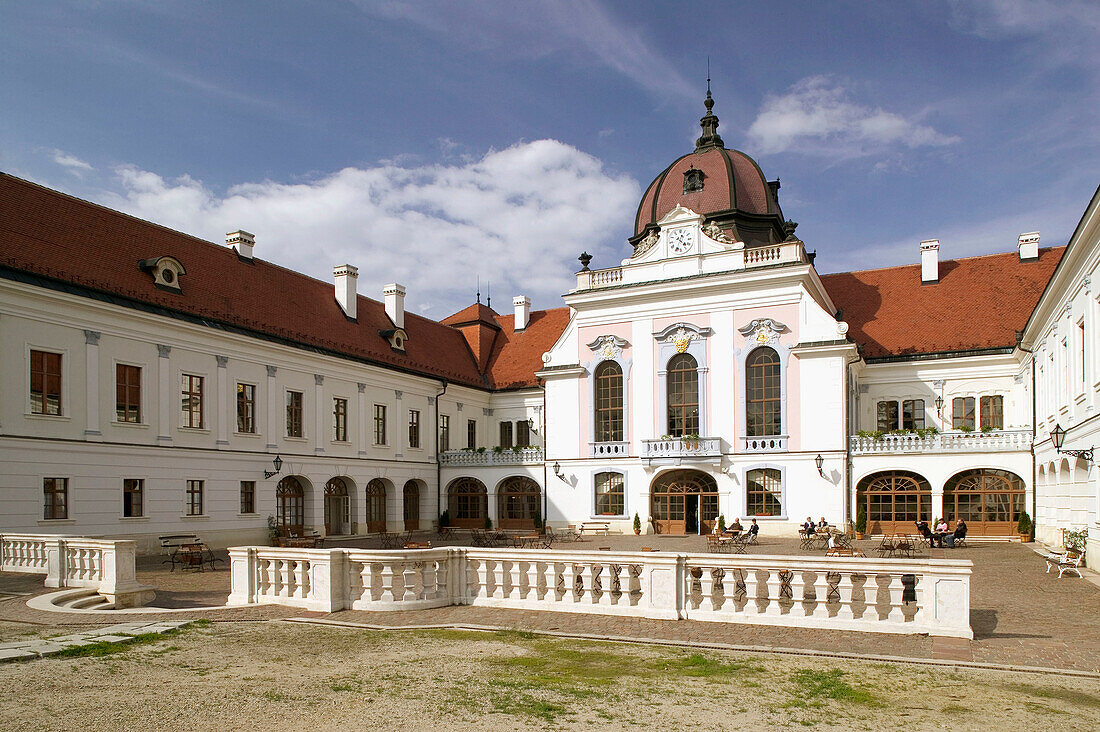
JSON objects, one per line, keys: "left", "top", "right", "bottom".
{"left": 2, "top": 94, "right": 1098, "bottom": 563}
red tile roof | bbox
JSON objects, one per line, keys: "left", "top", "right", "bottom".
{"left": 0, "top": 172, "right": 489, "bottom": 388}
{"left": 484, "top": 308, "right": 572, "bottom": 390}
{"left": 821, "top": 247, "right": 1065, "bottom": 359}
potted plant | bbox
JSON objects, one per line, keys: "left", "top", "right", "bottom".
{"left": 484, "top": 515, "right": 493, "bottom": 530}
{"left": 1016, "top": 510, "right": 1033, "bottom": 543}
{"left": 493, "top": 445, "right": 504, "bottom": 453}
{"left": 855, "top": 506, "right": 867, "bottom": 540}
{"left": 632, "top": 513, "right": 642, "bottom": 535}
{"left": 267, "top": 515, "right": 282, "bottom": 546}
{"left": 533, "top": 509, "right": 543, "bottom": 533}
{"left": 717, "top": 514, "right": 726, "bottom": 533}
{"left": 439, "top": 509, "right": 451, "bottom": 532}
{"left": 476, "top": 446, "right": 487, "bottom": 454}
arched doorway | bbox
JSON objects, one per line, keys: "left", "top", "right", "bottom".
{"left": 856, "top": 471, "right": 931, "bottom": 535}
{"left": 403, "top": 480, "right": 420, "bottom": 531}
{"left": 650, "top": 470, "right": 719, "bottom": 535}
{"left": 324, "top": 477, "right": 351, "bottom": 535}
{"left": 364, "top": 479, "right": 388, "bottom": 533}
{"left": 943, "top": 469, "right": 1026, "bottom": 536}
{"left": 447, "top": 477, "right": 488, "bottom": 529}
{"left": 276, "top": 476, "right": 306, "bottom": 536}
{"left": 498, "top": 476, "right": 541, "bottom": 530}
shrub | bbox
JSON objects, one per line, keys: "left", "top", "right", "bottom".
{"left": 493, "top": 446, "right": 504, "bottom": 453}
{"left": 717, "top": 514, "right": 726, "bottom": 532}
{"left": 959, "top": 425, "right": 975, "bottom": 433}
{"left": 856, "top": 430, "right": 884, "bottom": 440}
{"left": 439, "top": 509, "right": 451, "bottom": 528}
{"left": 856, "top": 506, "right": 867, "bottom": 534}
{"left": 633, "top": 513, "right": 642, "bottom": 533}
{"left": 476, "top": 446, "right": 487, "bottom": 454}
{"left": 1016, "top": 510, "right": 1033, "bottom": 537}
{"left": 484, "top": 515, "right": 493, "bottom": 530}
{"left": 1065, "top": 527, "right": 1088, "bottom": 553}
{"left": 532, "top": 508, "right": 543, "bottom": 530}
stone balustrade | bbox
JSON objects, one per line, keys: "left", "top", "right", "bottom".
{"left": 440, "top": 447, "right": 544, "bottom": 466}
{"left": 226, "top": 546, "right": 973, "bottom": 638}
{"left": 0, "top": 533, "right": 154, "bottom": 607}
{"left": 590, "top": 441, "right": 629, "bottom": 457}
{"left": 850, "top": 429, "right": 1032, "bottom": 455}
{"left": 741, "top": 435, "right": 789, "bottom": 453}
{"left": 642, "top": 436, "right": 722, "bottom": 464}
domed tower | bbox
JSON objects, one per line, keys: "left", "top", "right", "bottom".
{"left": 630, "top": 88, "right": 790, "bottom": 251}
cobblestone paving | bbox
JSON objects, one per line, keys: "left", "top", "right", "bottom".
{"left": 1, "top": 536, "right": 1097, "bottom": 672}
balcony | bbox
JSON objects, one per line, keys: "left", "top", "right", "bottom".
{"left": 590, "top": 441, "right": 629, "bottom": 457}
{"left": 642, "top": 437, "right": 722, "bottom": 465}
{"left": 741, "top": 435, "right": 789, "bottom": 453}
{"left": 440, "top": 447, "right": 544, "bottom": 467}
{"left": 850, "top": 430, "right": 1032, "bottom": 456}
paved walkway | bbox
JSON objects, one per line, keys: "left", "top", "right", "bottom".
{"left": 1, "top": 536, "right": 1097, "bottom": 672}
{"left": 0, "top": 620, "right": 193, "bottom": 662}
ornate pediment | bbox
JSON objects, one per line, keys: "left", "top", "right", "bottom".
{"left": 653, "top": 322, "right": 714, "bottom": 353}
{"left": 737, "top": 318, "right": 789, "bottom": 347}
{"left": 631, "top": 229, "right": 659, "bottom": 259}
{"left": 586, "top": 334, "right": 631, "bottom": 361}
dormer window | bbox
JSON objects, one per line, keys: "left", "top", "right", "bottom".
{"left": 683, "top": 167, "right": 705, "bottom": 193}
{"left": 380, "top": 327, "right": 409, "bottom": 352}
{"left": 138, "top": 256, "right": 186, "bottom": 292}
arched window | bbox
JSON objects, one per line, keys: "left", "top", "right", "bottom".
{"left": 943, "top": 469, "right": 1025, "bottom": 536}
{"left": 276, "top": 476, "right": 305, "bottom": 535}
{"left": 403, "top": 480, "right": 420, "bottom": 531}
{"left": 666, "top": 353, "right": 699, "bottom": 436}
{"left": 650, "top": 470, "right": 718, "bottom": 534}
{"left": 746, "top": 348, "right": 781, "bottom": 437}
{"left": 746, "top": 468, "right": 783, "bottom": 517}
{"left": 594, "top": 361, "right": 624, "bottom": 442}
{"left": 856, "top": 470, "right": 931, "bottom": 535}
{"left": 447, "top": 477, "right": 488, "bottom": 529}
{"left": 323, "top": 477, "right": 350, "bottom": 536}
{"left": 594, "top": 472, "right": 625, "bottom": 516}
{"left": 364, "top": 479, "right": 387, "bottom": 533}
{"left": 498, "top": 476, "right": 541, "bottom": 529}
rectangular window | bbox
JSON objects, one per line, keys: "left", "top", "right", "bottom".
{"left": 30, "top": 350, "right": 62, "bottom": 415}
{"left": 333, "top": 397, "right": 348, "bottom": 441}
{"left": 123, "top": 479, "right": 143, "bottom": 518}
{"left": 408, "top": 409, "right": 420, "bottom": 448}
{"left": 746, "top": 468, "right": 783, "bottom": 517}
{"left": 876, "top": 401, "right": 899, "bottom": 431}
{"left": 43, "top": 478, "right": 68, "bottom": 520}
{"left": 516, "top": 419, "right": 530, "bottom": 448}
{"left": 594, "top": 472, "right": 625, "bottom": 516}
{"left": 236, "top": 383, "right": 255, "bottom": 433}
{"left": 240, "top": 480, "right": 255, "bottom": 514}
{"left": 980, "top": 395, "right": 1004, "bottom": 430}
{"left": 115, "top": 364, "right": 141, "bottom": 423}
{"left": 952, "top": 396, "right": 975, "bottom": 430}
{"left": 467, "top": 419, "right": 477, "bottom": 449}
{"left": 499, "top": 421, "right": 513, "bottom": 448}
{"left": 180, "top": 374, "right": 204, "bottom": 429}
{"left": 902, "top": 399, "right": 925, "bottom": 430}
{"left": 186, "top": 479, "right": 204, "bottom": 516}
{"left": 374, "top": 404, "right": 387, "bottom": 445}
{"left": 286, "top": 391, "right": 303, "bottom": 438}
{"left": 439, "top": 414, "right": 450, "bottom": 452}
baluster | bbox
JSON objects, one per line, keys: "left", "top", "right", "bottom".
{"left": 381, "top": 562, "right": 397, "bottom": 602}
{"left": 700, "top": 567, "right": 716, "bottom": 612}
{"left": 812, "top": 572, "right": 832, "bottom": 619}
{"left": 763, "top": 569, "right": 783, "bottom": 617}
{"left": 422, "top": 561, "right": 438, "bottom": 600}
{"left": 857, "top": 575, "right": 879, "bottom": 621}
{"left": 301, "top": 561, "right": 311, "bottom": 599}
{"left": 402, "top": 563, "right": 418, "bottom": 602}
{"left": 465, "top": 558, "right": 480, "bottom": 599}
{"left": 790, "top": 570, "right": 808, "bottom": 617}
{"left": 491, "top": 558, "right": 506, "bottom": 599}
{"left": 742, "top": 570, "right": 760, "bottom": 614}
{"left": 508, "top": 560, "right": 522, "bottom": 600}
{"left": 594, "top": 564, "right": 612, "bottom": 606}
{"left": 561, "top": 563, "right": 577, "bottom": 604}
{"left": 887, "top": 573, "right": 905, "bottom": 624}
{"left": 836, "top": 572, "right": 856, "bottom": 620}
{"left": 479, "top": 558, "right": 493, "bottom": 601}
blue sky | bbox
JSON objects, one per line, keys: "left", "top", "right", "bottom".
{"left": 2, "top": 1, "right": 1098, "bottom": 317}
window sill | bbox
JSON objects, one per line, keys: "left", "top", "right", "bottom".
{"left": 38, "top": 518, "right": 76, "bottom": 526}
{"left": 237, "top": 513, "right": 260, "bottom": 518}
{"left": 234, "top": 431, "right": 262, "bottom": 438}
{"left": 284, "top": 436, "right": 308, "bottom": 442}
{"left": 746, "top": 515, "right": 788, "bottom": 521}
{"left": 591, "top": 514, "right": 626, "bottom": 520}
{"left": 179, "top": 427, "right": 211, "bottom": 434}
{"left": 331, "top": 440, "right": 352, "bottom": 446}
{"left": 111, "top": 421, "right": 149, "bottom": 429}
{"left": 181, "top": 514, "right": 210, "bottom": 520}
{"left": 24, "top": 413, "right": 71, "bottom": 421}
{"left": 119, "top": 516, "right": 149, "bottom": 522}
{"left": 373, "top": 443, "right": 391, "bottom": 449}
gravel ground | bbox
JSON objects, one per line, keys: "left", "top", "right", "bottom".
{"left": 1, "top": 620, "right": 1098, "bottom": 731}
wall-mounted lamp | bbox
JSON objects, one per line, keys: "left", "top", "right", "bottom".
{"left": 934, "top": 396, "right": 944, "bottom": 416}
{"left": 814, "top": 454, "right": 825, "bottom": 477}
{"left": 264, "top": 454, "right": 284, "bottom": 479}
{"left": 553, "top": 461, "right": 568, "bottom": 483}
{"left": 1051, "top": 423, "right": 1094, "bottom": 464}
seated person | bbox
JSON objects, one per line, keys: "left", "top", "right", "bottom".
{"left": 729, "top": 517, "right": 744, "bottom": 532}
{"left": 949, "top": 520, "right": 967, "bottom": 546}
{"left": 819, "top": 516, "right": 829, "bottom": 531}
{"left": 747, "top": 519, "right": 759, "bottom": 539}
{"left": 802, "top": 517, "right": 816, "bottom": 535}
{"left": 915, "top": 519, "right": 934, "bottom": 544}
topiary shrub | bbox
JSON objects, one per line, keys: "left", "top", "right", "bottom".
{"left": 856, "top": 505, "right": 867, "bottom": 535}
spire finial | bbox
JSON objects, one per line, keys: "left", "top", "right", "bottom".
{"left": 476, "top": 275, "right": 481, "bottom": 304}
{"left": 696, "top": 64, "right": 723, "bottom": 150}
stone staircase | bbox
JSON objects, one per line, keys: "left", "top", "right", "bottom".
{"left": 49, "top": 588, "right": 115, "bottom": 611}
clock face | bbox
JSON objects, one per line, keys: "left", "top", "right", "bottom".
{"left": 668, "top": 228, "right": 694, "bottom": 254}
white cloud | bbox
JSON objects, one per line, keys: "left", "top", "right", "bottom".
{"left": 51, "top": 149, "right": 93, "bottom": 174}
{"left": 355, "top": 0, "right": 694, "bottom": 101}
{"left": 98, "top": 140, "right": 639, "bottom": 318}
{"left": 747, "top": 77, "right": 959, "bottom": 158}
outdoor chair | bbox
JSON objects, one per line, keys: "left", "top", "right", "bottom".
{"left": 1046, "top": 551, "right": 1084, "bottom": 578}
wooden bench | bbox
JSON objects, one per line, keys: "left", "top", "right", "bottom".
{"left": 579, "top": 521, "right": 611, "bottom": 536}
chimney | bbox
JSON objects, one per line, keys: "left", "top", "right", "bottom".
{"left": 513, "top": 295, "right": 531, "bottom": 331}
{"left": 920, "top": 239, "right": 939, "bottom": 284}
{"left": 333, "top": 264, "right": 358, "bottom": 320}
{"left": 1018, "top": 231, "right": 1040, "bottom": 261}
{"left": 227, "top": 230, "right": 255, "bottom": 260}
{"left": 383, "top": 283, "right": 406, "bottom": 328}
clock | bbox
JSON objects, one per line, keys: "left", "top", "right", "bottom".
{"left": 668, "top": 228, "right": 694, "bottom": 254}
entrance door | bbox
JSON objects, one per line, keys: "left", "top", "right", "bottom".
{"left": 857, "top": 471, "right": 931, "bottom": 535}
{"left": 403, "top": 481, "right": 419, "bottom": 531}
{"left": 365, "top": 479, "right": 387, "bottom": 533}
{"left": 943, "top": 469, "right": 1026, "bottom": 536}
{"left": 324, "top": 478, "right": 350, "bottom": 535}
{"left": 685, "top": 495, "right": 699, "bottom": 535}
